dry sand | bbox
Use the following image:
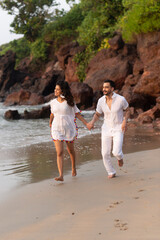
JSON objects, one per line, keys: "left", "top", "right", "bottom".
{"left": 0, "top": 148, "right": 160, "bottom": 240}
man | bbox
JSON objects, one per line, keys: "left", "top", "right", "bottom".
{"left": 88, "top": 80, "right": 130, "bottom": 179}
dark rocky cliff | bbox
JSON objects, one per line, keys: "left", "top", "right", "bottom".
{"left": 1, "top": 32, "right": 160, "bottom": 125}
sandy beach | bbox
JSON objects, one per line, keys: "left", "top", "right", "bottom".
{"left": 0, "top": 147, "right": 160, "bottom": 240}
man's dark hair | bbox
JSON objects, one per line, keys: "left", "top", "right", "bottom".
{"left": 104, "top": 79, "right": 115, "bottom": 89}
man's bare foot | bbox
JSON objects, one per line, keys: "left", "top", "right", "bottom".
{"left": 54, "top": 176, "right": 64, "bottom": 181}
{"left": 108, "top": 173, "right": 116, "bottom": 179}
{"left": 72, "top": 169, "right": 77, "bottom": 177}
{"left": 118, "top": 159, "right": 123, "bottom": 167}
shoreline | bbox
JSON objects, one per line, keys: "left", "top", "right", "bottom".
{"left": 0, "top": 148, "right": 160, "bottom": 240}
{"left": 0, "top": 126, "right": 160, "bottom": 197}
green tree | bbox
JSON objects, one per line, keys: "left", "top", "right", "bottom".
{"left": 78, "top": 0, "right": 124, "bottom": 50}
{"left": 119, "top": 0, "right": 160, "bottom": 42}
{"left": 42, "top": 3, "right": 84, "bottom": 48}
{"left": 75, "top": 0, "right": 124, "bottom": 82}
{"left": 0, "top": 38, "right": 31, "bottom": 65}
{"left": 0, "top": 0, "right": 57, "bottom": 42}
{"left": 31, "top": 38, "right": 49, "bottom": 61}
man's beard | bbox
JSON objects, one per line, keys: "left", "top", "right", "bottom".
{"left": 103, "top": 91, "right": 112, "bottom": 96}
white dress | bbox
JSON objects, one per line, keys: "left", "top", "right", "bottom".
{"left": 50, "top": 98, "right": 80, "bottom": 142}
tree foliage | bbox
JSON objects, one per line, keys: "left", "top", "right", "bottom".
{"left": 0, "top": 0, "right": 57, "bottom": 42}
{"left": 75, "top": 0, "right": 124, "bottom": 81}
{"left": 42, "top": 4, "right": 84, "bottom": 48}
{"left": 31, "top": 38, "right": 49, "bottom": 61}
{"left": 78, "top": 0, "right": 124, "bottom": 52}
{"left": 119, "top": 0, "right": 160, "bottom": 41}
{"left": 0, "top": 38, "right": 30, "bottom": 65}
{"left": 1, "top": 0, "right": 160, "bottom": 79}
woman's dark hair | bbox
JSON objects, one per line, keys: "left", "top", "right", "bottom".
{"left": 104, "top": 79, "right": 115, "bottom": 89}
{"left": 56, "top": 80, "right": 74, "bottom": 107}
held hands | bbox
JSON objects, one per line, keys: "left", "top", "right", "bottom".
{"left": 86, "top": 121, "right": 94, "bottom": 131}
{"left": 121, "top": 120, "right": 127, "bottom": 132}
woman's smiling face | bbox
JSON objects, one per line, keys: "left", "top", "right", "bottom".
{"left": 54, "top": 85, "right": 62, "bottom": 97}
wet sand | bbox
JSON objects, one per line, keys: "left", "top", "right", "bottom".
{"left": 0, "top": 146, "right": 160, "bottom": 240}
{"left": 1, "top": 124, "right": 160, "bottom": 195}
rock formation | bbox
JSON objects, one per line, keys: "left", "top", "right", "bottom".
{"left": 1, "top": 32, "right": 160, "bottom": 125}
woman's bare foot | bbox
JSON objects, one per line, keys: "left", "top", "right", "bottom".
{"left": 54, "top": 176, "right": 64, "bottom": 181}
{"left": 72, "top": 169, "right": 77, "bottom": 177}
{"left": 108, "top": 173, "right": 116, "bottom": 179}
{"left": 118, "top": 159, "right": 123, "bottom": 167}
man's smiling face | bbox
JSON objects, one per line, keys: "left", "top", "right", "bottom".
{"left": 103, "top": 82, "right": 114, "bottom": 96}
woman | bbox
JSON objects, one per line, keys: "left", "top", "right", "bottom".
{"left": 49, "top": 80, "right": 90, "bottom": 181}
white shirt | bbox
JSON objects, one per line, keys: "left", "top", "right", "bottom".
{"left": 96, "top": 93, "right": 128, "bottom": 133}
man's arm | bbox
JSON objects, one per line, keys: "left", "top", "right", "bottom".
{"left": 88, "top": 111, "right": 101, "bottom": 130}
{"left": 121, "top": 107, "right": 130, "bottom": 132}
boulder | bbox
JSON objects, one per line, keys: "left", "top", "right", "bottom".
{"left": 124, "top": 74, "right": 140, "bottom": 87}
{"left": 133, "top": 62, "right": 160, "bottom": 97}
{"left": 133, "top": 59, "right": 144, "bottom": 75}
{"left": 136, "top": 104, "right": 160, "bottom": 123}
{"left": 70, "top": 82, "right": 93, "bottom": 109}
{"left": 16, "top": 57, "right": 32, "bottom": 73}
{"left": 65, "top": 57, "right": 79, "bottom": 83}
{"left": 4, "top": 89, "right": 31, "bottom": 106}
{"left": 37, "top": 61, "right": 65, "bottom": 96}
{"left": 85, "top": 50, "right": 132, "bottom": 91}
{"left": 132, "top": 32, "right": 160, "bottom": 98}
{"left": 27, "top": 93, "right": 44, "bottom": 105}
{"left": 23, "top": 106, "right": 50, "bottom": 119}
{"left": 56, "top": 42, "right": 85, "bottom": 70}
{"left": 0, "top": 50, "right": 16, "bottom": 94}
{"left": 136, "top": 32, "right": 160, "bottom": 65}
{"left": 92, "top": 91, "right": 103, "bottom": 109}
{"left": 4, "top": 105, "right": 50, "bottom": 120}
{"left": 56, "top": 42, "right": 85, "bottom": 83}
{"left": 4, "top": 110, "right": 21, "bottom": 120}
{"left": 156, "top": 96, "right": 160, "bottom": 104}
{"left": 121, "top": 85, "right": 148, "bottom": 109}
{"left": 108, "top": 34, "right": 124, "bottom": 50}
{"left": 4, "top": 89, "right": 44, "bottom": 106}
{"left": 44, "top": 93, "right": 55, "bottom": 103}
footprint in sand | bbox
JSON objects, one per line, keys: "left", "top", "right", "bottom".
{"left": 114, "top": 219, "right": 128, "bottom": 231}
{"left": 133, "top": 196, "right": 140, "bottom": 200}
{"left": 138, "top": 189, "right": 145, "bottom": 192}
{"left": 132, "top": 189, "right": 145, "bottom": 199}
{"left": 106, "top": 201, "right": 123, "bottom": 211}
{"left": 120, "top": 169, "right": 128, "bottom": 173}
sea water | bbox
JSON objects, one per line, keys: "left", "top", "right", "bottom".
{"left": 0, "top": 102, "right": 160, "bottom": 198}
{"left": 0, "top": 103, "right": 101, "bottom": 150}
{"left": 0, "top": 102, "right": 101, "bottom": 196}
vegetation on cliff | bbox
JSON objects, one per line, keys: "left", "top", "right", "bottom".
{"left": 120, "top": 0, "right": 160, "bottom": 42}
{"left": 0, "top": 0, "right": 160, "bottom": 80}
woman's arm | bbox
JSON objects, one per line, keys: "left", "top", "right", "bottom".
{"left": 49, "top": 113, "right": 54, "bottom": 127}
{"left": 76, "top": 112, "right": 100, "bottom": 130}
{"left": 76, "top": 112, "right": 93, "bottom": 130}
{"left": 76, "top": 112, "right": 88, "bottom": 126}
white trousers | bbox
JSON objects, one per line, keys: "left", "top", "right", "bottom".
{"left": 101, "top": 130, "right": 124, "bottom": 176}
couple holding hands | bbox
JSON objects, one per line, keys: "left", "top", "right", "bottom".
{"left": 49, "top": 79, "right": 130, "bottom": 181}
